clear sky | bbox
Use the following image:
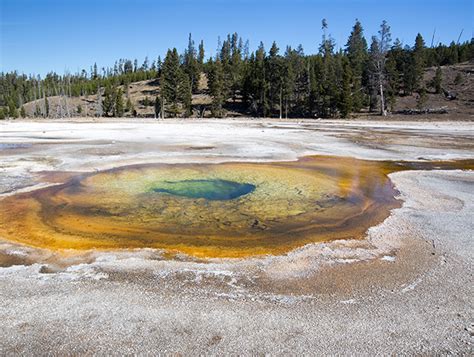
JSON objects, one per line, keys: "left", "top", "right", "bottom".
{"left": 1, "top": 0, "right": 472, "bottom": 76}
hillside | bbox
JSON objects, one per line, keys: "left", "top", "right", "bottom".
{"left": 22, "top": 62, "right": 473, "bottom": 120}
{"left": 391, "top": 61, "right": 473, "bottom": 117}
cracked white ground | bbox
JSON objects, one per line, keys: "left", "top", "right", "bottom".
{"left": 0, "top": 118, "right": 473, "bottom": 355}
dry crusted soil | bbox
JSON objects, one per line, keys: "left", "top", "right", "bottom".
{"left": 0, "top": 118, "right": 473, "bottom": 355}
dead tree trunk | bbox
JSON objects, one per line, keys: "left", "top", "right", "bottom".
{"left": 379, "top": 82, "right": 386, "bottom": 116}
{"left": 279, "top": 86, "right": 282, "bottom": 119}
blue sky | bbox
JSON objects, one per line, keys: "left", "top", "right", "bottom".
{"left": 1, "top": 0, "right": 472, "bottom": 76}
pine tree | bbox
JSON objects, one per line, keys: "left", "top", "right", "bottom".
{"left": 345, "top": 19, "right": 368, "bottom": 112}
{"left": 102, "top": 84, "right": 115, "bottom": 116}
{"left": 385, "top": 58, "right": 399, "bottom": 112}
{"left": 282, "top": 47, "right": 296, "bottom": 118}
{"left": 160, "top": 49, "right": 181, "bottom": 117}
{"left": 284, "top": 45, "right": 307, "bottom": 117}
{"left": 8, "top": 99, "right": 18, "bottom": 118}
{"left": 126, "top": 97, "right": 133, "bottom": 113}
{"left": 184, "top": 34, "right": 200, "bottom": 92}
{"left": 124, "top": 60, "right": 133, "bottom": 74}
{"left": 339, "top": 57, "right": 353, "bottom": 118}
{"left": 229, "top": 33, "right": 243, "bottom": 101}
{"left": 114, "top": 88, "right": 124, "bottom": 117}
{"left": 154, "top": 96, "right": 161, "bottom": 118}
{"left": 448, "top": 41, "right": 459, "bottom": 64}
{"left": 44, "top": 96, "right": 49, "bottom": 117}
{"left": 141, "top": 56, "right": 149, "bottom": 71}
{"left": 307, "top": 56, "right": 322, "bottom": 117}
{"left": 34, "top": 103, "right": 42, "bottom": 117}
{"left": 431, "top": 66, "right": 443, "bottom": 94}
{"left": 454, "top": 72, "right": 463, "bottom": 85}
{"left": 161, "top": 48, "right": 192, "bottom": 117}
{"left": 416, "top": 87, "right": 427, "bottom": 110}
{"left": 93, "top": 63, "right": 98, "bottom": 79}
{"left": 255, "top": 42, "right": 268, "bottom": 116}
{"left": 385, "top": 39, "right": 403, "bottom": 111}
{"left": 267, "top": 42, "right": 284, "bottom": 117}
{"left": 320, "top": 19, "right": 338, "bottom": 117}
{"left": 208, "top": 58, "right": 225, "bottom": 117}
{"left": 20, "top": 106, "right": 26, "bottom": 118}
{"left": 198, "top": 40, "right": 205, "bottom": 66}
{"left": 178, "top": 70, "right": 192, "bottom": 117}
{"left": 218, "top": 36, "right": 233, "bottom": 103}
{"left": 413, "top": 33, "right": 426, "bottom": 90}
{"left": 242, "top": 47, "right": 266, "bottom": 116}
{"left": 156, "top": 56, "right": 162, "bottom": 74}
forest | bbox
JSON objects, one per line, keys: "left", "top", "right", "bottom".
{"left": 0, "top": 19, "right": 472, "bottom": 119}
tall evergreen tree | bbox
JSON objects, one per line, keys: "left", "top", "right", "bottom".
{"left": 161, "top": 49, "right": 181, "bottom": 117}
{"left": 286, "top": 45, "right": 307, "bottom": 117}
{"left": 267, "top": 42, "right": 285, "bottom": 117}
{"left": 282, "top": 46, "right": 297, "bottom": 118}
{"left": 413, "top": 33, "right": 426, "bottom": 90}
{"left": 345, "top": 19, "right": 368, "bottom": 111}
{"left": 207, "top": 58, "right": 225, "bottom": 117}
{"left": 161, "top": 48, "right": 192, "bottom": 117}
{"left": 431, "top": 66, "right": 443, "bottom": 94}
{"left": 126, "top": 97, "right": 133, "bottom": 113}
{"left": 113, "top": 88, "right": 124, "bottom": 117}
{"left": 255, "top": 42, "right": 268, "bottom": 116}
{"left": 385, "top": 39, "right": 403, "bottom": 111}
{"left": 320, "top": 19, "right": 338, "bottom": 117}
{"left": 229, "top": 33, "right": 243, "bottom": 101}
{"left": 44, "top": 96, "right": 50, "bottom": 117}
{"left": 339, "top": 57, "right": 353, "bottom": 118}
{"left": 8, "top": 99, "right": 18, "bottom": 118}
{"left": 178, "top": 70, "right": 192, "bottom": 117}
{"left": 198, "top": 40, "right": 205, "bottom": 66}
{"left": 184, "top": 33, "right": 200, "bottom": 92}
{"left": 102, "top": 84, "right": 115, "bottom": 116}
{"left": 93, "top": 63, "right": 98, "bottom": 79}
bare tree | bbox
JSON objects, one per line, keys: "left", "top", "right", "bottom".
{"left": 370, "top": 21, "right": 392, "bottom": 116}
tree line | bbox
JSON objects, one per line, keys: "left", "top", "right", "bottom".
{"left": 1, "top": 20, "right": 472, "bottom": 119}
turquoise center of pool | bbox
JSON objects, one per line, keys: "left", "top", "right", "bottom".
{"left": 152, "top": 179, "right": 256, "bottom": 200}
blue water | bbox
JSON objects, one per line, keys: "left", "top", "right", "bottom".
{"left": 152, "top": 179, "right": 256, "bottom": 200}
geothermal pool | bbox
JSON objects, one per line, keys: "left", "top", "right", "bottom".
{"left": 0, "top": 156, "right": 410, "bottom": 258}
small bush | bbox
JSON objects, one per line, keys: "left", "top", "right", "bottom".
{"left": 454, "top": 73, "right": 464, "bottom": 85}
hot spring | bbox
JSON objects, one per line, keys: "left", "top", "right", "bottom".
{"left": 0, "top": 156, "right": 415, "bottom": 258}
